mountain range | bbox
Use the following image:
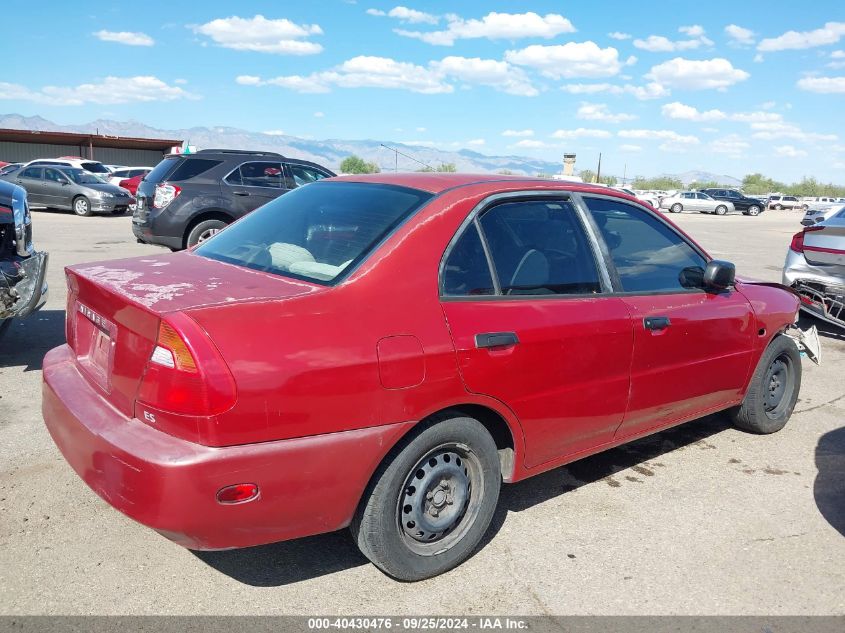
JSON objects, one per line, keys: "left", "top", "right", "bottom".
{"left": 0, "top": 113, "right": 740, "bottom": 185}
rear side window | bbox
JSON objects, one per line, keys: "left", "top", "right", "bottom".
{"left": 167, "top": 158, "right": 222, "bottom": 182}
{"left": 481, "top": 200, "right": 600, "bottom": 295}
{"left": 442, "top": 225, "right": 495, "bottom": 296}
{"left": 20, "top": 167, "right": 42, "bottom": 179}
{"left": 226, "top": 161, "right": 284, "bottom": 188}
{"left": 196, "top": 182, "right": 432, "bottom": 283}
{"left": 584, "top": 197, "right": 707, "bottom": 293}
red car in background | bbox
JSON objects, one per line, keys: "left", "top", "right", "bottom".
{"left": 118, "top": 174, "right": 144, "bottom": 196}
{"left": 42, "top": 173, "right": 802, "bottom": 581}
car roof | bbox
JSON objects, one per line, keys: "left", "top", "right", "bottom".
{"left": 329, "top": 172, "right": 622, "bottom": 196}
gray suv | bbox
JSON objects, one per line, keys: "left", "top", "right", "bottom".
{"left": 133, "top": 150, "right": 335, "bottom": 250}
{"left": 0, "top": 165, "right": 133, "bottom": 216}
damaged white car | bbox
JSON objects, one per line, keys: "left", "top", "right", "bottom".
{"left": 0, "top": 181, "right": 48, "bottom": 339}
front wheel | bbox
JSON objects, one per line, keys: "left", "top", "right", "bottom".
{"left": 715, "top": 205, "right": 728, "bottom": 216}
{"left": 730, "top": 335, "right": 801, "bottom": 434}
{"left": 670, "top": 203, "right": 683, "bottom": 213}
{"left": 351, "top": 413, "right": 501, "bottom": 581}
{"left": 186, "top": 219, "right": 228, "bottom": 248}
{"left": 774, "top": 204, "right": 783, "bottom": 210}
{"left": 73, "top": 196, "right": 92, "bottom": 217}
{"left": 747, "top": 205, "right": 761, "bottom": 216}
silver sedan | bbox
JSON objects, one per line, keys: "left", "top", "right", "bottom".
{"left": 783, "top": 207, "right": 845, "bottom": 329}
{"left": 659, "top": 191, "right": 736, "bottom": 215}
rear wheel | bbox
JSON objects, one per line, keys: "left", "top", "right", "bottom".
{"left": 72, "top": 196, "right": 92, "bottom": 217}
{"left": 731, "top": 335, "right": 801, "bottom": 434}
{"left": 671, "top": 203, "right": 683, "bottom": 213}
{"left": 186, "top": 219, "right": 228, "bottom": 248}
{"left": 774, "top": 204, "right": 783, "bottom": 210}
{"left": 715, "top": 205, "right": 728, "bottom": 216}
{"left": 747, "top": 205, "right": 761, "bottom": 216}
{"left": 351, "top": 413, "right": 501, "bottom": 581}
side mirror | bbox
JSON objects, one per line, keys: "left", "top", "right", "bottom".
{"left": 703, "top": 259, "right": 735, "bottom": 290}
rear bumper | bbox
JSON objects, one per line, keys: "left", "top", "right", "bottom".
{"left": 42, "top": 344, "right": 414, "bottom": 550}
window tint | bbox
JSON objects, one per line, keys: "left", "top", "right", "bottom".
{"left": 585, "top": 197, "right": 707, "bottom": 293}
{"left": 227, "top": 161, "right": 284, "bottom": 188}
{"left": 196, "top": 182, "right": 431, "bottom": 283}
{"left": 167, "top": 158, "right": 222, "bottom": 182}
{"left": 20, "top": 167, "right": 42, "bottom": 179}
{"left": 478, "top": 200, "right": 601, "bottom": 295}
{"left": 289, "top": 164, "right": 329, "bottom": 187}
{"left": 442, "top": 224, "right": 495, "bottom": 296}
{"left": 145, "top": 157, "right": 180, "bottom": 183}
{"left": 44, "top": 168, "right": 66, "bottom": 183}
{"left": 81, "top": 162, "right": 109, "bottom": 174}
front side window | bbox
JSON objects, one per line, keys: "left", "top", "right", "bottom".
{"left": 196, "top": 182, "right": 431, "bottom": 283}
{"left": 227, "top": 161, "right": 285, "bottom": 188}
{"left": 44, "top": 168, "right": 66, "bottom": 183}
{"left": 478, "top": 199, "right": 601, "bottom": 295}
{"left": 584, "top": 197, "right": 707, "bottom": 293}
{"left": 288, "top": 164, "right": 330, "bottom": 187}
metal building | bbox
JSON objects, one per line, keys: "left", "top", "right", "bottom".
{"left": 0, "top": 128, "right": 182, "bottom": 166}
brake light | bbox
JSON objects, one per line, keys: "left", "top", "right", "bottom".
{"left": 136, "top": 313, "right": 236, "bottom": 417}
{"left": 789, "top": 226, "right": 824, "bottom": 253}
{"left": 153, "top": 183, "right": 181, "bottom": 209}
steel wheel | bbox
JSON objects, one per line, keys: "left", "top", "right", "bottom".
{"left": 671, "top": 203, "right": 683, "bottom": 213}
{"left": 715, "top": 205, "right": 727, "bottom": 215}
{"left": 763, "top": 353, "right": 795, "bottom": 419}
{"left": 397, "top": 443, "right": 484, "bottom": 556}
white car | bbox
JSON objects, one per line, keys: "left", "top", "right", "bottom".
{"left": 768, "top": 195, "right": 807, "bottom": 210}
{"left": 23, "top": 157, "right": 111, "bottom": 180}
{"left": 106, "top": 166, "right": 153, "bottom": 186}
{"left": 659, "top": 191, "right": 736, "bottom": 215}
{"left": 613, "top": 187, "right": 659, "bottom": 208}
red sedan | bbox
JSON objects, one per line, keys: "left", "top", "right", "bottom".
{"left": 42, "top": 174, "right": 802, "bottom": 580}
{"left": 118, "top": 174, "right": 143, "bottom": 196}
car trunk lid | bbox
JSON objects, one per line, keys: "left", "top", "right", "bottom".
{"left": 803, "top": 220, "right": 845, "bottom": 267}
{"left": 65, "top": 252, "right": 323, "bottom": 417}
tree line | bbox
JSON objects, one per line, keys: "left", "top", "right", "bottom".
{"left": 340, "top": 154, "right": 456, "bottom": 174}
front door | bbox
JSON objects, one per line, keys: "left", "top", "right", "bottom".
{"left": 440, "top": 195, "right": 633, "bottom": 468}
{"left": 224, "top": 161, "right": 289, "bottom": 218}
{"left": 582, "top": 195, "right": 755, "bottom": 439}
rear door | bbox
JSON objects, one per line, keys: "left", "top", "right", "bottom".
{"left": 440, "top": 194, "right": 633, "bottom": 468}
{"left": 42, "top": 168, "right": 70, "bottom": 207}
{"left": 224, "top": 161, "right": 288, "bottom": 217}
{"left": 15, "top": 167, "right": 46, "bottom": 205}
{"left": 582, "top": 195, "right": 755, "bottom": 439}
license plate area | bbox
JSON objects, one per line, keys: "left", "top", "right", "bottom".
{"left": 75, "top": 303, "right": 116, "bottom": 393}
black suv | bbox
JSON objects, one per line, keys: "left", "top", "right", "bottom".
{"left": 133, "top": 150, "right": 335, "bottom": 249}
{"left": 700, "top": 188, "right": 765, "bottom": 216}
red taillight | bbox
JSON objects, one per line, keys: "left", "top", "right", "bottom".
{"left": 153, "top": 183, "right": 181, "bottom": 209}
{"left": 216, "top": 483, "right": 259, "bottom": 505}
{"left": 136, "top": 313, "right": 236, "bottom": 417}
{"left": 789, "top": 226, "right": 824, "bottom": 253}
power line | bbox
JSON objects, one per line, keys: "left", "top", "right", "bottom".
{"left": 380, "top": 143, "right": 433, "bottom": 171}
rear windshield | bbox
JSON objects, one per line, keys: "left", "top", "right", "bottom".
{"left": 145, "top": 157, "right": 180, "bottom": 183}
{"left": 196, "top": 182, "right": 432, "bottom": 283}
{"left": 81, "top": 162, "right": 110, "bottom": 174}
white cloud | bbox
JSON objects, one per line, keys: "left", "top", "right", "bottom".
{"left": 416, "top": 126, "right": 426, "bottom": 132}
{"left": 758, "top": 22, "right": 845, "bottom": 52}
{"left": 367, "top": 6, "right": 439, "bottom": 24}
{"left": 608, "top": 32, "right": 631, "bottom": 40}
{"left": 192, "top": 15, "right": 323, "bottom": 55}
{"left": 506, "top": 42, "right": 626, "bottom": 79}
{"left": 797, "top": 75, "right": 845, "bottom": 93}
{"left": 0, "top": 76, "right": 197, "bottom": 106}
{"left": 94, "top": 30, "right": 154, "bottom": 46}
{"left": 710, "top": 135, "right": 750, "bottom": 156}
{"left": 619, "top": 144, "right": 642, "bottom": 151}
{"left": 774, "top": 145, "right": 808, "bottom": 158}
{"left": 749, "top": 120, "right": 837, "bottom": 142}
{"left": 753, "top": 53, "right": 764, "bottom": 63}
{"left": 502, "top": 129, "right": 534, "bottom": 137}
{"left": 431, "top": 56, "right": 538, "bottom": 96}
{"left": 661, "top": 101, "right": 726, "bottom": 121}
{"left": 725, "top": 24, "right": 755, "bottom": 46}
{"left": 646, "top": 57, "right": 749, "bottom": 90}
{"left": 832, "top": 50, "right": 845, "bottom": 58}
{"left": 238, "top": 55, "right": 537, "bottom": 96}
{"left": 173, "top": 78, "right": 188, "bottom": 85}
{"left": 560, "top": 81, "right": 669, "bottom": 100}
{"left": 633, "top": 26, "right": 713, "bottom": 52}
{"left": 467, "top": 138, "right": 486, "bottom": 146}
{"left": 263, "top": 129, "right": 286, "bottom": 136}
{"left": 618, "top": 129, "right": 700, "bottom": 144}
{"left": 314, "top": 111, "right": 325, "bottom": 117}
{"left": 550, "top": 128, "right": 612, "bottom": 139}
{"left": 512, "top": 139, "right": 548, "bottom": 148}
{"left": 397, "top": 11, "right": 575, "bottom": 46}
{"left": 577, "top": 102, "right": 637, "bottom": 123}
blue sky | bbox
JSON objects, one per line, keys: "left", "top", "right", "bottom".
{"left": 2, "top": 1, "right": 845, "bottom": 181}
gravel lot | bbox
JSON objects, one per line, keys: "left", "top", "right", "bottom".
{"left": 0, "top": 207, "right": 842, "bottom": 615}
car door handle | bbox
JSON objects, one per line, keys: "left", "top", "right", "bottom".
{"left": 643, "top": 316, "right": 671, "bottom": 331}
{"left": 475, "top": 332, "right": 519, "bottom": 349}
{"left": 233, "top": 191, "right": 250, "bottom": 196}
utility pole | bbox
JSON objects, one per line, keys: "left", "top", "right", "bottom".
{"left": 622, "top": 162, "right": 627, "bottom": 186}
{"left": 596, "top": 152, "right": 602, "bottom": 183}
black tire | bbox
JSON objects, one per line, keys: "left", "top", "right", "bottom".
{"left": 72, "top": 196, "right": 92, "bottom": 217}
{"left": 730, "top": 335, "right": 801, "bottom": 434}
{"left": 186, "top": 219, "right": 228, "bottom": 248}
{"left": 351, "top": 413, "right": 501, "bottom": 581}
{"left": 670, "top": 203, "right": 683, "bottom": 213}
{"left": 747, "top": 205, "right": 761, "bottom": 216}
{"left": 715, "top": 205, "right": 728, "bottom": 216}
